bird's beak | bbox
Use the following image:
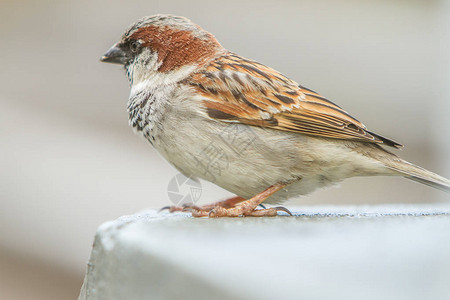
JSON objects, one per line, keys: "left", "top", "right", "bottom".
{"left": 100, "top": 44, "right": 127, "bottom": 65}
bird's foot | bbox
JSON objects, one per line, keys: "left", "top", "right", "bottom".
{"left": 159, "top": 196, "right": 246, "bottom": 213}
{"left": 192, "top": 205, "right": 292, "bottom": 217}
{"left": 160, "top": 183, "right": 292, "bottom": 217}
{"left": 192, "top": 183, "right": 291, "bottom": 218}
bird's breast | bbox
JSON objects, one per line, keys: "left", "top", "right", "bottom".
{"left": 127, "top": 83, "right": 173, "bottom": 144}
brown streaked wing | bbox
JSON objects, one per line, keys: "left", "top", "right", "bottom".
{"left": 185, "top": 52, "right": 402, "bottom": 148}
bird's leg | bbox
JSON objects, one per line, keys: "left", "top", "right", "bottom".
{"left": 191, "top": 182, "right": 290, "bottom": 218}
{"left": 160, "top": 196, "right": 246, "bottom": 213}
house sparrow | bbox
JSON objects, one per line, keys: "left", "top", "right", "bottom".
{"left": 101, "top": 14, "right": 449, "bottom": 217}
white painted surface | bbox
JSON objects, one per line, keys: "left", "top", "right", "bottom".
{"left": 79, "top": 205, "right": 450, "bottom": 300}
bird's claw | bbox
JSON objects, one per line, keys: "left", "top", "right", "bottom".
{"left": 274, "top": 206, "right": 293, "bottom": 216}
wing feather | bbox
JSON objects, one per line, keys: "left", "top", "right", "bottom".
{"left": 184, "top": 52, "right": 402, "bottom": 148}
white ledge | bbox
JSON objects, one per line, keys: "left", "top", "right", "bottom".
{"left": 79, "top": 204, "right": 450, "bottom": 300}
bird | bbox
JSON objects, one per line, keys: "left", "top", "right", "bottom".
{"left": 100, "top": 14, "right": 449, "bottom": 217}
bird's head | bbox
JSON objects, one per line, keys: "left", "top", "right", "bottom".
{"left": 100, "top": 14, "right": 224, "bottom": 84}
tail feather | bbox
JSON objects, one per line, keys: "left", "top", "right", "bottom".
{"left": 386, "top": 160, "right": 450, "bottom": 193}
{"left": 361, "top": 143, "right": 450, "bottom": 193}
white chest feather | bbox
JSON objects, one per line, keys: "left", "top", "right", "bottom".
{"left": 127, "top": 83, "right": 171, "bottom": 143}
{"left": 126, "top": 61, "right": 197, "bottom": 143}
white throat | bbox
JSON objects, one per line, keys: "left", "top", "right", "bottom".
{"left": 126, "top": 51, "right": 197, "bottom": 144}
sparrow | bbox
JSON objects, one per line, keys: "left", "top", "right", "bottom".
{"left": 101, "top": 14, "right": 449, "bottom": 217}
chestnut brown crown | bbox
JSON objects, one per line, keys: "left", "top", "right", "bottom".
{"left": 100, "top": 14, "right": 224, "bottom": 72}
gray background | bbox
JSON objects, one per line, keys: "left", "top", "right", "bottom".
{"left": 1, "top": 0, "right": 449, "bottom": 299}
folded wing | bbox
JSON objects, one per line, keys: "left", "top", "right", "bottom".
{"left": 185, "top": 52, "right": 402, "bottom": 148}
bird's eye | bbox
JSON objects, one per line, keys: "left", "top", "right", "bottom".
{"left": 130, "top": 41, "right": 140, "bottom": 53}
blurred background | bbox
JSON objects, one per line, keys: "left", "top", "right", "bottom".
{"left": 1, "top": 0, "right": 449, "bottom": 299}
